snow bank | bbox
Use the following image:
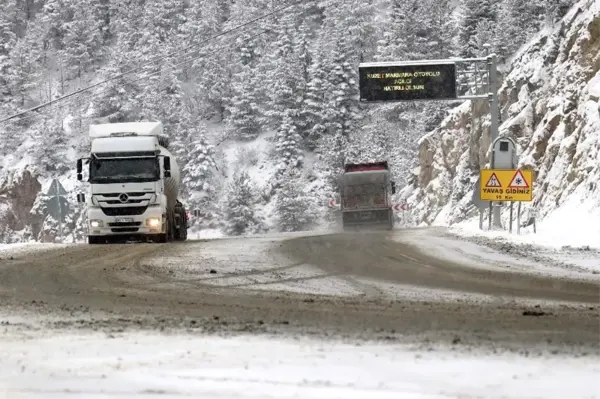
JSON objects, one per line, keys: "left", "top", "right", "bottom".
{"left": 1, "top": 332, "right": 598, "bottom": 399}
{"left": 454, "top": 197, "right": 600, "bottom": 251}
{"left": 0, "top": 242, "right": 72, "bottom": 256}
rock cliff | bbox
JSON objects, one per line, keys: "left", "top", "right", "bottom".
{"left": 403, "top": 0, "right": 600, "bottom": 227}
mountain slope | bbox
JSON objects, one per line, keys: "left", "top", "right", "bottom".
{"left": 403, "top": 0, "right": 600, "bottom": 230}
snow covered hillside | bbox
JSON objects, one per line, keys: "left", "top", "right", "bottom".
{"left": 0, "top": 0, "right": 573, "bottom": 242}
{"left": 403, "top": 0, "right": 600, "bottom": 233}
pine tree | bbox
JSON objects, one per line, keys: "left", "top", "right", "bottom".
{"left": 180, "top": 127, "right": 219, "bottom": 229}
{"left": 374, "top": 0, "right": 419, "bottom": 61}
{"left": 221, "top": 170, "right": 263, "bottom": 236}
{"left": 141, "top": 0, "right": 186, "bottom": 45}
{"left": 275, "top": 110, "right": 304, "bottom": 175}
{"left": 322, "top": 0, "right": 377, "bottom": 63}
{"left": 226, "top": 63, "right": 261, "bottom": 141}
{"left": 63, "top": 0, "right": 103, "bottom": 79}
{"left": 301, "top": 50, "right": 328, "bottom": 150}
{"left": 458, "top": 0, "right": 497, "bottom": 58}
{"left": 182, "top": 129, "right": 218, "bottom": 197}
{"left": 420, "top": 0, "right": 458, "bottom": 58}
{"left": 264, "top": 15, "right": 302, "bottom": 129}
{"left": 324, "top": 39, "right": 361, "bottom": 141}
{"left": 275, "top": 168, "right": 316, "bottom": 232}
{"left": 0, "top": 0, "right": 18, "bottom": 100}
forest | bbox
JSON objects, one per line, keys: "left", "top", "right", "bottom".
{"left": 0, "top": 0, "right": 573, "bottom": 240}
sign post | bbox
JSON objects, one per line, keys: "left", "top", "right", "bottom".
{"left": 46, "top": 179, "right": 69, "bottom": 242}
{"left": 480, "top": 168, "right": 533, "bottom": 234}
{"left": 359, "top": 46, "right": 505, "bottom": 229}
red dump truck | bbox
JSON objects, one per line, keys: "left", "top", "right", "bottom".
{"left": 339, "top": 161, "right": 396, "bottom": 230}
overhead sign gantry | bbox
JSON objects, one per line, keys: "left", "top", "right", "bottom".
{"left": 358, "top": 48, "right": 533, "bottom": 231}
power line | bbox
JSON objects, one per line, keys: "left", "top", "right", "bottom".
{"left": 0, "top": 0, "right": 304, "bottom": 124}
{"left": 4, "top": 28, "right": 270, "bottom": 126}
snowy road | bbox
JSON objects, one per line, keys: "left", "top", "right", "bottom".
{"left": 1, "top": 228, "right": 598, "bottom": 398}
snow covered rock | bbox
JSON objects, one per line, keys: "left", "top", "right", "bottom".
{"left": 404, "top": 0, "right": 600, "bottom": 227}
{"left": 0, "top": 167, "right": 41, "bottom": 241}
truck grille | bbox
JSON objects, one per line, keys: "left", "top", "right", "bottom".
{"left": 94, "top": 192, "right": 153, "bottom": 207}
{"left": 100, "top": 192, "right": 148, "bottom": 197}
{"left": 108, "top": 222, "right": 142, "bottom": 227}
{"left": 104, "top": 199, "right": 145, "bottom": 204}
{"left": 110, "top": 227, "right": 140, "bottom": 233}
{"left": 101, "top": 206, "right": 147, "bottom": 216}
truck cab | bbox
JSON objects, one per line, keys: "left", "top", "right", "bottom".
{"left": 76, "top": 122, "right": 187, "bottom": 244}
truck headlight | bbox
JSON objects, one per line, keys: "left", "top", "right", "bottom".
{"left": 89, "top": 220, "right": 103, "bottom": 228}
{"left": 146, "top": 217, "right": 161, "bottom": 228}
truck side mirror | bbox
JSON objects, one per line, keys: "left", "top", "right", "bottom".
{"left": 77, "top": 193, "right": 85, "bottom": 203}
{"left": 76, "top": 159, "right": 83, "bottom": 181}
{"left": 391, "top": 181, "right": 396, "bottom": 194}
{"left": 164, "top": 156, "right": 171, "bottom": 178}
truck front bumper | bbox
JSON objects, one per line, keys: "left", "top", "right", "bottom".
{"left": 86, "top": 206, "right": 166, "bottom": 236}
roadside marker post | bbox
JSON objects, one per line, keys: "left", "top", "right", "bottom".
{"left": 392, "top": 203, "right": 409, "bottom": 212}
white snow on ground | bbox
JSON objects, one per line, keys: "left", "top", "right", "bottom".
{"left": 0, "top": 243, "right": 72, "bottom": 257}
{"left": 393, "top": 229, "right": 539, "bottom": 271}
{"left": 442, "top": 198, "right": 600, "bottom": 275}
{"left": 453, "top": 198, "right": 600, "bottom": 251}
{"left": 145, "top": 230, "right": 598, "bottom": 304}
{"left": 188, "top": 228, "right": 225, "bottom": 240}
{"left": 1, "top": 332, "right": 598, "bottom": 399}
{"left": 393, "top": 227, "right": 600, "bottom": 280}
{"left": 143, "top": 233, "right": 363, "bottom": 297}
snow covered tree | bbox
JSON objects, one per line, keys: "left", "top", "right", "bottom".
{"left": 226, "top": 66, "right": 262, "bottom": 141}
{"left": 63, "top": 1, "right": 104, "bottom": 79}
{"left": 322, "top": 0, "right": 377, "bottom": 63}
{"left": 0, "top": 0, "right": 18, "bottom": 100}
{"left": 323, "top": 39, "right": 361, "bottom": 141}
{"left": 301, "top": 50, "right": 328, "bottom": 150}
{"left": 374, "top": 0, "right": 422, "bottom": 61}
{"left": 274, "top": 109, "right": 304, "bottom": 177}
{"left": 275, "top": 168, "right": 316, "bottom": 232}
{"left": 264, "top": 15, "right": 303, "bottom": 129}
{"left": 221, "top": 170, "right": 264, "bottom": 236}
{"left": 226, "top": 37, "right": 262, "bottom": 141}
{"left": 181, "top": 127, "right": 220, "bottom": 229}
{"left": 182, "top": 129, "right": 218, "bottom": 194}
{"left": 140, "top": 0, "right": 186, "bottom": 46}
{"left": 458, "top": 0, "right": 497, "bottom": 58}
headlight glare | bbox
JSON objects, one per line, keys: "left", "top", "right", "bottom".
{"left": 90, "top": 220, "right": 103, "bottom": 228}
{"left": 146, "top": 217, "right": 161, "bottom": 227}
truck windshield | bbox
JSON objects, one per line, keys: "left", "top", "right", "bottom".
{"left": 89, "top": 157, "right": 159, "bottom": 183}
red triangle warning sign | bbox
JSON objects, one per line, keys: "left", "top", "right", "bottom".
{"left": 508, "top": 170, "right": 529, "bottom": 189}
{"left": 485, "top": 173, "right": 502, "bottom": 188}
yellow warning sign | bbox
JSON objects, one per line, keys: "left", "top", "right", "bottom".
{"left": 479, "top": 169, "right": 533, "bottom": 202}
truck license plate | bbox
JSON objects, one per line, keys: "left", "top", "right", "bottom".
{"left": 116, "top": 217, "right": 134, "bottom": 223}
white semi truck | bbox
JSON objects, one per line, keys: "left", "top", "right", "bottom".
{"left": 76, "top": 121, "right": 188, "bottom": 244}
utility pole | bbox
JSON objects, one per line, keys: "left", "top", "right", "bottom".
{"left": 485, "top": 44, "right": 503, "bottom": 229}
